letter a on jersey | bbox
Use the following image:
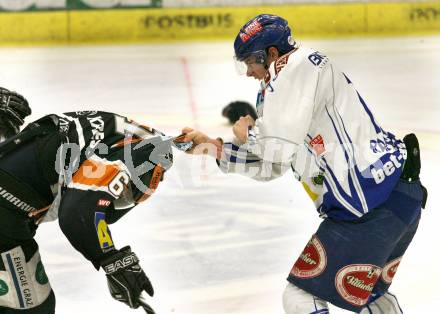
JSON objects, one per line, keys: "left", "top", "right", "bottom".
{"left": 94, "top": 212, "right": 114, "bottom": 252}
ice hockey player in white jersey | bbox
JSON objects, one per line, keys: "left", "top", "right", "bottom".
{"left": 182, "top": 14, "right": 427, "bottom": 314}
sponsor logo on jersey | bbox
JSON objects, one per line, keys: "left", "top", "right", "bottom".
{"left": 239, "top": 20, "right": 262, "bottom": 43}
{"left": 308, "top": 51, "right": 328, "bottom": 68}
{"left": 0, "top": 186, "right": 36, "bottom": 213}
{"left": 94, "top": 212, "right": 114, "bottom": 252}
{"left": 87, "top": 116, "right": 105, "bottom": 149}
{"left": 35, "top": 262, "right": 49, "bottom": 285}
{"left": 369, "top": 132, "right": 406, "bottom": 184}
{"left": 0, "top": 279, "right": 8, "bottom": 296}
{"left": 58, "top": 117, "right": 70, "bottom": 133}
{"left": 335, "top": 264, "right": 381, "bottom": 306}
{"left": 312, "top": 172, "right": 325, "bottom": 186}
{"left": 369, "top": 131, "right": 406, "bottom": 154}
{"left": 97, "top": 199, "right": 111, "bottom": 207}
{"left": 75, "top": 111, "right": 97, "bottom": 116}
{"left": 291, "top": 235, "right": 327, "bottom": 278}
{"left": 381, "top": 257, "right": 402, "bottom": 284}
{"left": 309, "top": 134, "right": 326, "bottom": 156}
{"left": 1, "top": 247, "right": 37, "bottom": 308}
{"left": 370, "top": 153, "right": 403, "bottom": 184}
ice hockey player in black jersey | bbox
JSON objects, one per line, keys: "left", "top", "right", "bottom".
{"left": 0, "top": 87, "right": 177, "bottom": 313}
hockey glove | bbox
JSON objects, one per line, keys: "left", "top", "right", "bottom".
{"left": 0, "top": 87, "right": 31, "bottom": 135}
{"left": 101, "top": 246, "right": 155, "bottom": 313}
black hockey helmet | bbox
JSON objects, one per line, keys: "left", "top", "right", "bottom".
{"left": 222, "top": 101, "right": 258, "bottom": 124}
{"left": 0, "top": 87, "right": 32, "bottom": 138}
{"left": 110, "top": 135, "right": 174, "bottom": 210}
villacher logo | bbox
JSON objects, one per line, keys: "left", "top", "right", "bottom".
{"left": 381, "top": 257, "right": 402, "bottom": 284}
{"left": 335, "top": 264, "right": 382, "bottom": 306}
{"left": 291, "top": 235, "right": 327, "bottom": 279}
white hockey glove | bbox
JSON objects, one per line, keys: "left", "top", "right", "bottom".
{"left": 101, "top": 246, "right": 155, "bottom": 313}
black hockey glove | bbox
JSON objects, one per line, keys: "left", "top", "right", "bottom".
{"left": 0, "top": 87, "right": 31, "bottom": 135}
{"left": 101, "top": 246, "right": 155, "bottom": 313}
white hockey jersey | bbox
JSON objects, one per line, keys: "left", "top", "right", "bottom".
{"left": 218, "top": 45, "right": 407, "bottom": 221}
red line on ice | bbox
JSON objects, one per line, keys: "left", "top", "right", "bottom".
{"left": 181, "top": 56, "right": 199, "bottom": 129}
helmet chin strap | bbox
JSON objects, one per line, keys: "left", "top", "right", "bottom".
{"left": 261, "top": 53, "right": 270, "bottom": 70}
{"left": 262, "top": 48, "right": 276, "bottom": 70}
{"left": 264, "top": 56, "right": 273, "bottom": 70}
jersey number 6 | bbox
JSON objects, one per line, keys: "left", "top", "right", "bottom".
{"left": 109, "top": 171, "right": 130, "bottom": 197}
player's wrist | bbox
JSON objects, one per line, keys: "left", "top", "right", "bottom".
{"left": 207, "top": 137, "right": 223, "bottom": 146}
{"left": 207, "top": 137, "right": 223, "bottom": 160}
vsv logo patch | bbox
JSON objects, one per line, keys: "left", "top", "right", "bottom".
{"left": 308, "top": 51, "right": 328, "bottom": 67}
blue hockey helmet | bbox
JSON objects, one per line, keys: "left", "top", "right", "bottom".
{"left": 234, "top": 14, "right": 295, "bottom": 73}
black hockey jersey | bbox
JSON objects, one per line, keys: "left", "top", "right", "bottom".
{"left": 0, "top": 111, "right": 173, "bottom": 265}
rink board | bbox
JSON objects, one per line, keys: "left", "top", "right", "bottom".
{"left": 0, "top": 1, "right": 439, "bottom": 45}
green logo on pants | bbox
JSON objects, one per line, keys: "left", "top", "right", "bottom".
{"left": 0, "top": 279, "right": 8, "bottom": 296}
{"left": 36, "top": 262, "right": 49, "bottom": 285}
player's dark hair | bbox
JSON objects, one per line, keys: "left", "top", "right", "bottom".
{"left": 222, "top": 101, "right": 258, "bottom": 124}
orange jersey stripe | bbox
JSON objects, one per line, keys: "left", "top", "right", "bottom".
{"left": 73, "top": 159, "right": 121, "bottom": 187}
{"left": 150, "top": 164, "right": 164, "bottom": 190}
{"left": 112, "top": 137, "right": 143, "bottom": 149}
{"left": 136, "top": 164, "right": 164, "bottom": 203}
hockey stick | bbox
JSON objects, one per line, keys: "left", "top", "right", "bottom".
{"left": 138, "top": 296, "right": 156, "bottom": 314}
{"left": 172, "top": 133, "right": 193, "bottom": 152}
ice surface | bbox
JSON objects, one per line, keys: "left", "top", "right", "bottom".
{"left": 0, "top": 36, "right": 438, "bottom": 313}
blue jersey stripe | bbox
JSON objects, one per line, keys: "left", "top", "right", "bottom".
{"left": 225, "top": 154, "right": 260, "bottom": 164}
{"left": 325, "top": 105, "right": 350, "bottom": 164}
{"left": 343, "top": 72, "right": 352, "bottom": 84}
{"left": 6, "top": 253, "right": 25, "bottom": 308}
{"left": 321, "top": 157, "right": 363, "bottom": 217}
{"left": 311, "top": 310, "right": 330, "bottom": 314}
{"left": 332, "top": 102, "right": 369, "bottom": 213}
{"left": 356, "top": 91, "right": 382, "bottom": 134}
{"left": 223, "top": 142, "right": 261, "bottom": 164}
{"left": 325, "top": 106, "right": 365, "bottom": 211}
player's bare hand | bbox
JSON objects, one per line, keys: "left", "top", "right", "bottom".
{"left": 233, "top": 115, "right": 255, "bottom": 144}
{"left": 181, "top": 127, "right": 194, "bottom": 134}
{"left": 181, "top": 127, "right": 223, "bottom": 159}
{"left": 181, "top": 128, "right": 210, "bottom": 146}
